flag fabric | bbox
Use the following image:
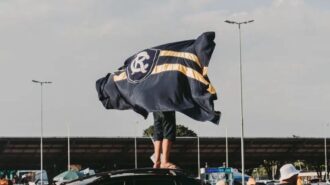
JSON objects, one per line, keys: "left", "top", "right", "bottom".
{"left": 96, "top": 32, "right": 221, "bottom": 124}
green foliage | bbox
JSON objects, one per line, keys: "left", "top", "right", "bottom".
{"left": 251, "top": 165, "right": 268, "bottom": 179}
{"left": 143, "top": 125, "right": 154, "bottom": 137}
{"left": 143, "top": 124, "right": 197, "bottom": 137}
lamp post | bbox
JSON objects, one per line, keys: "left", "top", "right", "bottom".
{"left": 32, "top": 80, "right": 52, "bottom": 185}
{"left": 197, "top": 136, "right": 200, "bottom": 178}
{"left": 67, "top": 123, "right": 71, "bottom": 171}
{"left": 135, "top": 121, "right": 138, "bottom": 169}
{"left": 225, "top": 19, "right": 254, "bottom": 185}
{"left": 325, "top": 123, "right": 329, "bottom": 183}
{"left": 226, "top": 127, "right": 228, "bottom": 168}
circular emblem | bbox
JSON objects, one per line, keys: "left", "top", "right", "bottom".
{"left": 127, "top": 49, "right": 159, "bottom": 83}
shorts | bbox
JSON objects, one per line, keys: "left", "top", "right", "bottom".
{"left": 153, "top": 111, "right": 176, "bottom": 142}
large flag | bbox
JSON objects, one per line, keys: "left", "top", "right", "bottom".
{"left": 96, "top": 32, "right": 220, "bottom": 124}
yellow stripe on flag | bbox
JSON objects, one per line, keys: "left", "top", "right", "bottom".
{"left": 152, "top": 64, "right": 216, "bottom": 94}
{"left": 159, "top": 50, "right": 201, "bottom": 68}
{"left": 113, "top": 72, "right": 127, "bottom": 81}
{"left": 113, "top": 64, "right": 216, "bottom": 94}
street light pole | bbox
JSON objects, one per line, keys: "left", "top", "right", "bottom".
{"left": 32, "top": 80, "right": 52, "bottom": 185}
{"left": 197, "top": 136, "right": 201, "bottom": 179}
{"left": 226, "top": 127, "right": 228, "bottom": 168}
{"left": 225, "top": 19, "right": 254, "bottom": 185}
{"left": 325, "top": 123, "right": 329, "bottom": 183}
{"left": 67, "top": 123, "right": 71, "bottom": 171}
{"left": 135, "top": 121, "right": 138, "bottom": 169}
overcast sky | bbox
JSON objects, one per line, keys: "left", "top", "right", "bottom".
{"left": 0, "top": 0, "right": 329, "bottom": 138}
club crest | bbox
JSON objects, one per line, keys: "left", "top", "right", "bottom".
{"left": 127, "top": 49, "right": 159, "bottom": 83}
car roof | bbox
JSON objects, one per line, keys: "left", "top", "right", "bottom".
{"left": 63, "top": 168, "right": 191, "bottom": 185}
{"left": 110, "top": 168, "right": 187, "bottom": 176}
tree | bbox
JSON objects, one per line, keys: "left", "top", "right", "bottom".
{"left": 143, "top": 124, "right": 197, "bottom": 137}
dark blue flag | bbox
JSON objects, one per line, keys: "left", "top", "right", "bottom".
{"left": 96, "top": 32, "right": 221, "bottom": 124}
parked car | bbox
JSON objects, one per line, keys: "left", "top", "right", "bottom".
{"left": 34, "top": 171, "right": 49, "bottom": 185}
{"left": 16, "top": 170, "right": 49, "bottom": 185}
{"left": 53, "top": 168, "right": 96, "bottom": 185}
{"left": 310, "top": 179, "right": 329, "bottom": 185}
{"left": 64, "top": 168, "right": 203, "bottom": 185}
{"left": 53, "top": 171, "right": 85, "bottom": 185}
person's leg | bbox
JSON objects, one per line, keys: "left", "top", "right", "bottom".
{"left": 160, "top": 111, "right": 177, "bottom": 169}
{"left": 153, "top": 140, "right": 162, "bottom": 168}
{"left": 153, "top": 112, "right": 164, "bottom": 168}
{"left": 161, "top": 139, "right": 172, "bottom": 164}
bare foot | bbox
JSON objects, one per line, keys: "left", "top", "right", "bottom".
{"left": 160, "top": 162, "right": 177, "bottom": 169}
{"left": 153, "top": 161, "right": 161, "bottom": 168}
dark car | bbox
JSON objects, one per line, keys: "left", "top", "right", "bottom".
{"left": 64, "top": 168, "right": 203, "bottom": 185}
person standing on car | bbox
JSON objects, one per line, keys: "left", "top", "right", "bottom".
{"left": 279, "top": 164, "right": 300, "bottom": 185}
{"left": 153, "top": 111, "right": 177, "bottom": 169}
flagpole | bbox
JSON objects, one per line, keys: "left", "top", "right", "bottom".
{"left": 225, "top": 19, "right": 254, "bottom": 185}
